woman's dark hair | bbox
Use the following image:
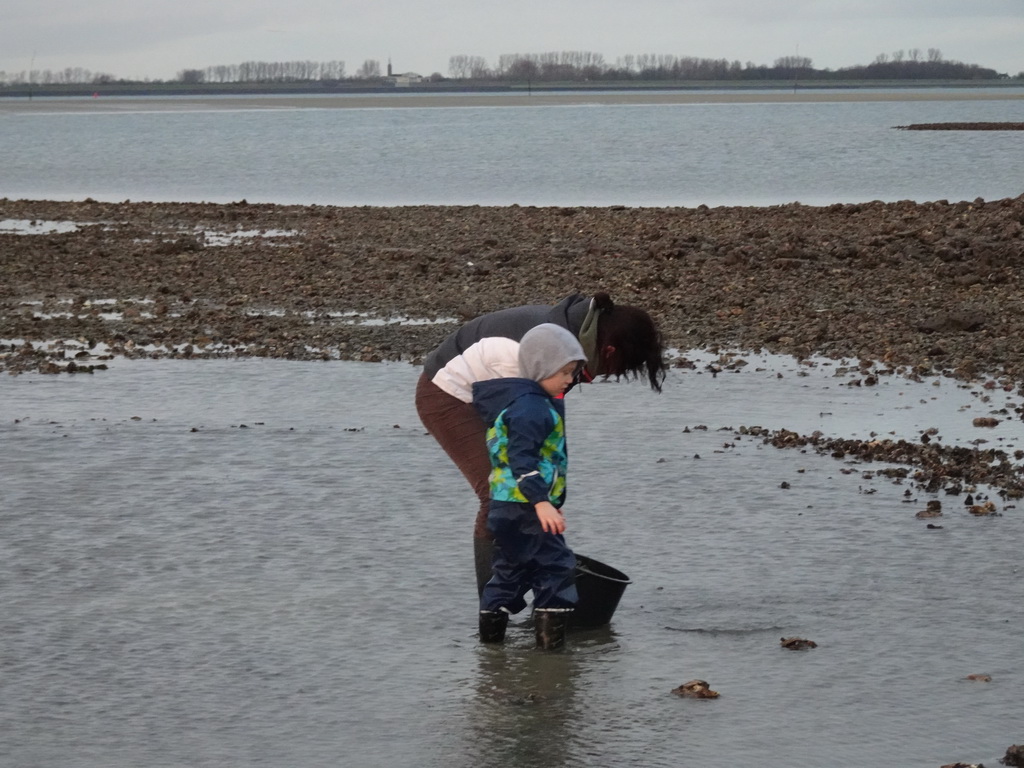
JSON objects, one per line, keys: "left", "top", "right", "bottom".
{"left": 594, "top": 292, "right": 668, "bottom": 392}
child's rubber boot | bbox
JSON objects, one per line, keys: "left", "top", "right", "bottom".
{"left": 534, "top": 609, "right": 571, "bottom": 650}
{"left": 479, "top": 610, "right": 509, "bottom": 643}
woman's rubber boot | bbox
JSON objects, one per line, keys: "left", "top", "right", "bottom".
{"left": 474, "top": 537, "right": 495, "bottom": 596}
{"left": 479, "top": 610, "right": 509, "bottom": 643}
{"left": 534, "top": 609, "right": 571, "bottom": 650}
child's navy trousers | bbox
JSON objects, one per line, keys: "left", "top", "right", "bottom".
{"left": 480, "top": 501, "right": 578, "bottom": 612}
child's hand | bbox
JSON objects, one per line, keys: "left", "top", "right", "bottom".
{"left": 534, "top": 501, "right": 566, "bottom": 534}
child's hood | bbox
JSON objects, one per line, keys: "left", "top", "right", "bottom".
{"left": 518, "top": 323, "right": 586, "bottom": 382}
{"left": 471, "top": 377, "right": 548, "bottom": 424}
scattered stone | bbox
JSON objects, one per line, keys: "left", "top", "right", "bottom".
{"left": 672, "top": 679, "right": 720, "bottom": 699}
{"left": 780, "top": 637, "right": 817, "bottom": 650}
{"left": 1001, "top": 744, "right": 1024, "bottom": 767}
{"left": 761, "top": 429, "right": 1024, "bottom": 499}
{"left": 968, "top": 501, "right": 998, "bottom": 516}
{"left": 917, "top": 311, "right": 987, "bottom": 333}
{"left": 4, "top": 196, "right": 1024, "bottom": 382}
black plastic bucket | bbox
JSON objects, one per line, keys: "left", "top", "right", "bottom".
{"left": 572, "top": 554, "right": 631, "bottom": 628}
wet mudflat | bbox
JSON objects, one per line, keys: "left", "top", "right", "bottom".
{"left": 4, "top": 196, "right": 1024, "bottom": 385}
{"left": 2, "top": 356, "right": 1021, "bottom": 768}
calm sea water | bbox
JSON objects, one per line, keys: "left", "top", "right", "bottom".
{"left": 2, "top": 355, "right": 1022, "bottom": 767}
{"left": 1, "top": 90, "right": 1023, "bottom": 206}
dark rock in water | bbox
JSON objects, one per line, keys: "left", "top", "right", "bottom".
{"left": 969, "top": 501, "right": 998, "bottom": 516}
{"left": 972, "top": 417, "right": 1000, "bottom": 428}
{"left": 780, "top": 636, "right": 817, "bottom": 650}
{"left": 672, "top": 679, "right": 720, "bottom": 698}
{"left": 1001, "top": 743, "right": 1024, "bottom": 767}
{"left": 964, "top": 673, "right": 992, "bottom": 682}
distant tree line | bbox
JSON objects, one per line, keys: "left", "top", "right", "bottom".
{"left": 1, "top": 49, "right": 1018, "bottom": 87}
{"left": 449, "top": 48, "right": 1009, "bottom": 81}
{"left": 846, "top": 48, "right": 999, "bottom": 80}
{"left": 0, "top": 66, "right": 119, "bottom": 86}
{"left": 177, "top": 60, "right": 348, "bottom": 84}
{"left": 0, "top": 58, "right": 417, "bottom": 86}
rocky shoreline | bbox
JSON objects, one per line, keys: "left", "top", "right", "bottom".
{"left": 4, "top": 196, "right": 1024, "bottom": 379}
{"left": 4, "top": 195, "right": 1024, "bottom": 495}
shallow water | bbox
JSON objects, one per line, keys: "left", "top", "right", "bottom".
{"left": 2, "top": 356, "right": 1022, "bottom": 767}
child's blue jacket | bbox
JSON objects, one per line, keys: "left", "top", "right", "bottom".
{"left": 472, "top": 377, "right": 569, "bottom": 507}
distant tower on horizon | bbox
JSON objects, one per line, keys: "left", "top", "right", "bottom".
{"left": 387, "top": 58, "right": 393, "bottom": 77}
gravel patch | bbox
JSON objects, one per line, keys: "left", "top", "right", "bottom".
{"left": 3, "top": 196, "right": 1024, "bottom": 383}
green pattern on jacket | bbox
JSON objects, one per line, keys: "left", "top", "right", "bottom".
{"left": 486, "top": 405, "right": 567, "bottom": 504}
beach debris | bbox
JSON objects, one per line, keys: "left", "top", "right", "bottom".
{"left": 1001, "top": 744, "right": 1024, "bottom": 767}
{"left": 757, "top": 429, "right": 1024, "bottom": 500}
{"left": 780, "top": 637, "right": 817, "bottom": 650}
{"left": 968, "top": 501, "right": 998, "bottom": 516}
{"left": 672, "top": 679, "right": 719, "bottom": 699}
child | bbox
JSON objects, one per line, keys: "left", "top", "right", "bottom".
{"left": 471, "top": 323, "right": 587, "bottom": 650}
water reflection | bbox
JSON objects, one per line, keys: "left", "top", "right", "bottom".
{"left": 462, "top": 623, "right": 620, "bottom": 768}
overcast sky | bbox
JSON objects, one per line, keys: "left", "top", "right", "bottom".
{"left": 2, "top": 0, "right": 1022, "bottom": 81}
